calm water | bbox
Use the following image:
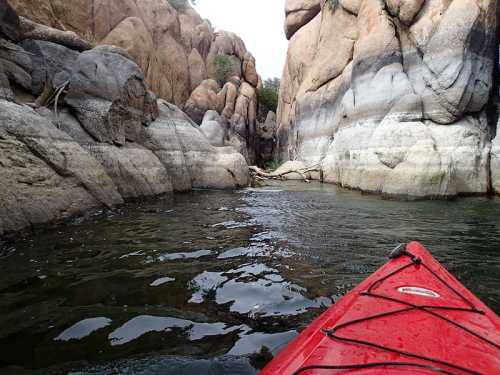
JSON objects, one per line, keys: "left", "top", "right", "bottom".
{"left": 1, "top": 182, "right": 499, "bottom": 374}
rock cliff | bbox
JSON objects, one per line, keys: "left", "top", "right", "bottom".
{"left": 277, "top": 0, "right": 498, "bottom": 198}
{"left": 0, "top": 0, "right": 248, "bottom": 238}
{"left": 9, "top": 0, "right": 263, "bottom": 164}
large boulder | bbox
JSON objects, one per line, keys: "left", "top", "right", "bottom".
{"left": 57, "top": 45, "right": 158, "bottom": 145}
{"left": 143, "top": 100, "right": 249, "bottom": 191}
{"left": 277, "top": 0, "right": 497, "bottom": 198}
{"left": 0, "top": 99, "right": 123, "bottom": 237}
{"left": 8, "top": 0, "right": 93, "bottom": 35}
{"left": 37, "top": 106, "right": 173, "bottom": 199}
{"left": 242, "top": 52, "right": 258, "bottom": 87}
{"left": 184, "top": 79, "right": 220, "bottom": 125}
{"left": 20, "top": 39, "right": 79, "bottom": 95}
{"left": 9, "top": 0, "right": 258, "bottom": 113}
{"left": 100, "top": 17, "right": 154, "bottom": 71}
{"left": 200, "top": 110, "right": 227, "bottom": 147}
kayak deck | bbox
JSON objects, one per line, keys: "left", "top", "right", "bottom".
{"left": 261, "top": 242, "right": 500, "bottom": 374}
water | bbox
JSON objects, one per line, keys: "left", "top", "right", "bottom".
{"left": 1, "top": 181, "right": 499, "bottom": 374}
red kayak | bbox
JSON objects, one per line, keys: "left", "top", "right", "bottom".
{"left": 261, "top": 242, "right": 500, "bottom": 374}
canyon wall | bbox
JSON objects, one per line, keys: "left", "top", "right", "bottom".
{"left": 0, "top": 0, "right": 249, "bottom": 238}
{"left": 9, "top": 0, "right": 264, "bottom": 163}
{"left": 277, "top": 0, "right": 498, "bottom": 198}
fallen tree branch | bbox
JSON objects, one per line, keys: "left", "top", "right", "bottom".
{"left": 249, "top": 163, "right": 321, "bottom": 183}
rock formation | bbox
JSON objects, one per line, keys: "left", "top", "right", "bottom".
{"left": 277, "top": 0, "right": 498, "bottom": 198}
{"left": 9, "top": 0, "right": 263, "bottom": 164}
{"left": 0, "top": 0, "right": 248, "bottom": 238}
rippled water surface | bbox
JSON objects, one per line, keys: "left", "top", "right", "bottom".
{"left": 1, "top": 182, "right": 499, "bottom": 374}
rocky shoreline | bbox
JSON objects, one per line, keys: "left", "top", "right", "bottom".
{"left": 0, "top": 0, "right": 251, "bottom": 238}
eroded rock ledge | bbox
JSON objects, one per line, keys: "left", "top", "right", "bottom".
{"left": 277, "top": 0, "right": 498, "bottom": 198}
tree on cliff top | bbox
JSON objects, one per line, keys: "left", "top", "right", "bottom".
{"left": 258, "top": 78, "right": 280, "bottom": 120}
{"left": 214, "top": 54, "right": 233, "bottom": 85}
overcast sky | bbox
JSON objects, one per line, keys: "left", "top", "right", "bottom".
{"left": 194, "top": 0, "right": 287, "bottom": 80}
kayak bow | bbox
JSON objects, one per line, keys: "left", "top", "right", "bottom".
{"left": 261, "top": 242, "right": 500, "bottom": 375}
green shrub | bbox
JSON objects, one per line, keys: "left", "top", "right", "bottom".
{"left": 264, "top": 160, "right": 282, "bottom": 172}
{"left": 257, "top": 78, "right": 280, "bottom": 119}
{"left": 214, "top": 54, "right": 233, "bottom": 85}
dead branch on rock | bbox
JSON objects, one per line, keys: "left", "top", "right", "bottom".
{"left": 249, "top": 163, "right": 321, "bottom": 183}
{"left": 53, "top": 80, "right": 69, "bottom": 128}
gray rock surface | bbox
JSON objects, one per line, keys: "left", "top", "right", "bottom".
{"left": 491, "top": 121, "right": 500, "bottom": 194}
{"left": 277, "top": 0, "right": 497, "bottom": 198}
{"left": 0, "top": 99, "right": 124, "bottom": 237}
{"left": 0, "top": 11, "right": 249, "bottom": 238}
{"left": 200, "top": 110, "right": 227, "bottom": 147}
{"left": 144, "top": 100, "right": 248, "bottom": 191}
{"left": 256, "top": 111, "right": 277, "bottom": 164}
{"left": 20, "top": 39, "right": 79, "bottom": 95}
{"left": 59, "top": 45, "right": 159, "bottom": 146}
{"left": 0, "top": 38, "right": 32, "bottom": 99}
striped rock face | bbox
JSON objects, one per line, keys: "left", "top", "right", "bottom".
{"left": 277, "top": 0, "right": 497, "bottom": 198}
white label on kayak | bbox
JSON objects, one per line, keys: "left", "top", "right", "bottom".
{"left": 397, "top": 286, "right": 440, "bottom": 298}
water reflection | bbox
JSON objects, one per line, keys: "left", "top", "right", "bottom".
{"left": 108, "top": 316, "right": 245, "bottom": 346}
{"left": 55, "top": 317, "right": 112, "bottom": 342}
{"left": 0, "top": 182, "right": 499, "bottom": 374}
{"left": 149, "top": 277, "right": 175, "bottom": 287}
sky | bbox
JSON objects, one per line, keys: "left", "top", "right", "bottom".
{"left": 194, "top": 0, "right": 288, "bottom": 80}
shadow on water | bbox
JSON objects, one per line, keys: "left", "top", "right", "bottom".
{"left": 0, "top": 181, "right": 499, "bottom": 374}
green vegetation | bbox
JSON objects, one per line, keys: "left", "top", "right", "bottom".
{"left": 214, "top": 54, "right": 234, "bottom": 85}
{"left": 257, "top": 77, "right": 280, "bottom": 119}
{"left": 326, "top": 0, "right": 337, "bottom": 10}
{"left": 169, "top": 0, "right": 196, "bottom": 10}
{"left": 264, "top": 160, "right": 282, "bottom": 172}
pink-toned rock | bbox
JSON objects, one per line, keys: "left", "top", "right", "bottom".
{"left": 243, "top": 52, "right": 258, "bottom": 87}
{"left": 188, "top": 48, "right": 207, "bottom": 92}
{"left": 284, "top": 0, "right": 321, "bottom": 40}
{"left": 93, "top": 0, "right": 141, "bottom": 41}
{"left": 101, "top": 17, "right": 153, "bottom": 71}
{"left": 386, "top": 0, "right": 425, "bottom": 25}
{"left": 184, "top": 79, "right": 220, "bottom": 124}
